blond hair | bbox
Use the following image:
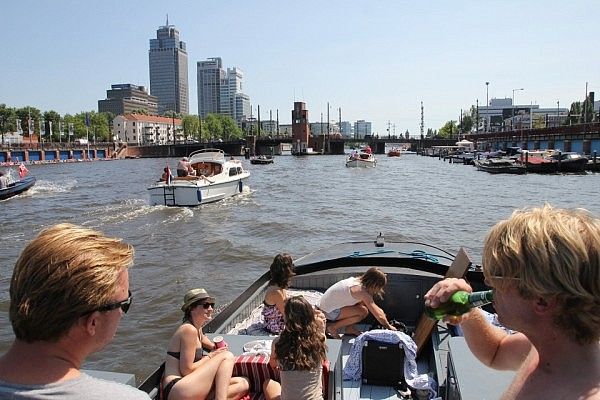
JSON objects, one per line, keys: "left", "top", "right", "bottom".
{"left": 482, "top": 204, "right": 600, "bottom": 344}
{"left": 10, "top": 223, "right": 134, "bottom": 342}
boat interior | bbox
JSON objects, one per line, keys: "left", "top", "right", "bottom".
{"left": 139, "top": 240, "right": 512, "bottom": 400}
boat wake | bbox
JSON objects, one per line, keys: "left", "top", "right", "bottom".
{"left": 26, "top": 178, "right": 77, "bottom": 196}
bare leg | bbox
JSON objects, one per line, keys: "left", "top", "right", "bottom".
{"left": 262, "top": 378, "right": 281, "bottom": 400}
{"left": 227, "top": 377, "right": 250, "bottom": 400}
{"left": 327, "top": 304, "right": 368, "bottom": 337}
{"left": 212, "top": 351, "right": 236, "bottom": 400}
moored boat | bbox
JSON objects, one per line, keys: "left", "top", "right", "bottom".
{"left": 147, "top": 149, "right": 250, "bottom": 206}
{"left": 139, "top": 234, "right": 508, "bottom": 400}
{"left": 473, "top": 158, "right": 527, "bottom": 174}
{"left": 0, "top": 176, "right": 36, "bottom": 200}
{"left": 346, "top": 151, "right": 377, "bottom": 168}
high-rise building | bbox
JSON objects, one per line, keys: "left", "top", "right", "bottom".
{"left": 149, "top": 19, "right": 189, "bottom": 115}
{"left": 197, "top": 58, "right": 225, "bottom": 118}
{"left": 197, "top": 59, "right": 251, "bottom": 123}
{"left": 98, "top": 84, "right": 158, "bottom": 116}
{"left": 354, "top": 120, "right": 372, "bottom": 138}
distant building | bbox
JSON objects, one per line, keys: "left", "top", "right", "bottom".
{"left": 197, "top": 58, "right": 251, "bottom": 123}
{"left": 98, "top": 84, "right": 158, "bottom": 116}
{"left": 477, "top": 98, "right": 567, "bottom": 132}
{"left": 354, "top": 120, "right": 372, "bottom": 139}
{"left": 339, "top": 121, "right": 353, "bottom": 138}
{"left": 149, "top": 19, "right": 189, "bottom": 115}
{"left": 292, "top": 102, "right": 310, "bottom": 153}
{"left": 112, "top": 114, "right": 182, "bottom": 145}
{"left": 197, "top": 57, "right": 225, "bottom": 118}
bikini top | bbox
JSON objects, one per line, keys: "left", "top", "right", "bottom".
{"left": 167, "top": 348, "right": 204, "bottom": 362}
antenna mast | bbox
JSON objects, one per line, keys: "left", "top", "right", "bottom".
{"left": 420, "top": 101, "right": 424, "bottom": 138}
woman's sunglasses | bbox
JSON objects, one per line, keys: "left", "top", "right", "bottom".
{"left": 199, "top": 302, "right": 215, "bottom": 309}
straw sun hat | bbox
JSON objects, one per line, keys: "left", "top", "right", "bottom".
{"left": 181, "top": 288, "right": 214, "bottom": 311}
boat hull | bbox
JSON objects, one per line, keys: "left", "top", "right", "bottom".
{"left": 474, "top": 160, "right": 526, "bottom": 174}
{"left": 0, "top": 176, "right": 36, "bottom": 200}
{"left": 147, "top": 175, "right": 249, "bottom": 206}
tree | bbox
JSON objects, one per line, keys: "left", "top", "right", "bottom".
{"left": 204, "top": 114, "right": 223, "bottom": 141}
{"left": 459, "top": 114, "right": 473, "bottom": 134}
{"left": 0, "top": 104, "right": 18, "bottom": 143}
{"left": 43, "top": 110, "right": 61, "bottom": 141}
{"left": 438, "top": 121, "right": 458, "bottom": 138}
{"left": 182, "top": 115, "right": 199, "bottom": 140}
{"left": 220, "top": 115, "right": 242, "bottom": 140}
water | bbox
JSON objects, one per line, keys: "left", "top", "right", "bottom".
{"left": 1, "top": 154, "right": 599, "bottom": 383}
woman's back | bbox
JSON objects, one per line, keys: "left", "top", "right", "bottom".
{"left": 279, "top": 367, "right": 323, "bottom": 400}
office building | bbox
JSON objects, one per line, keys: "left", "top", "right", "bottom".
{"left": 149, "top": 20, "right": 189, "bottom": 115}
{"left": 354, "top": 120, "right": 372, "bottom": 138}
{"left": 197, "top": 57, "right": 224, "bottom": 117}
{"left": 197, "top": 58, "right": 251, "bottom": 123}
{"left": 98, "top": 84, "right": 158, "bottom": 116}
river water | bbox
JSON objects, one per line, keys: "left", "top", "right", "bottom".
{"left": 1, "top": 153, "right": 598, "bottom": 383}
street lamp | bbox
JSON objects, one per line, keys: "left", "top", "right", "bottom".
{"left": 556, "top": 100, "right": 560, "bottom": 127}
{"left": 485, "top": 82, "right": 489, "bottom": 132}
{"left": 512, "top": 88, "right": 524, "bottom": 131}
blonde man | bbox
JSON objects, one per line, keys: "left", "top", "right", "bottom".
{"left": 0, "top": 223, "right": 149, "bottom": 399}
{"left": 425, "top": 205, "right": 600, "bottom": 399}
{"left": 318, "top": 267, "right": 397, "bottom": 338}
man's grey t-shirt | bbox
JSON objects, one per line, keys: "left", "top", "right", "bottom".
{"left": 0, "top": 373, "right": 150, "bottom": 399}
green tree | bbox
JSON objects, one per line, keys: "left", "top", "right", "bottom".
{"left": 438, "top": 120, "right": 457, "bottom": 138}
{"left": 567, "top": 102, "right": 582, "bottom": 125}
{"left": 0, "top": 104, "right": 18, "bottom": 143}
{"left": 182, "top": 115, "right": 199, "bottom": 140}
{"left": 204, "top": 114, "right": 223, "bottom": 140}
{"left": 220, "top": 115, "right": 242, "bottom": 140}
{"left": 43, "top": 110, "right": 61, "bottom": 141}
{"left": 459, "top": 114, "right": 473, "bottom": 134}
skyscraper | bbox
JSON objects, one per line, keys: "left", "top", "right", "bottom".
{"left": 149, "top": 18, "right": 189, "bottom": 115}
{"left": 197, "top": 57, "right": 224, "bottom": 118}
{"left": 197, "top": 58, "right": 251, "bottom": 123}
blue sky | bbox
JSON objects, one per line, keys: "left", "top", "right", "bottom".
{"left": 1, "top": 0, "right": 598, "bottom": 136}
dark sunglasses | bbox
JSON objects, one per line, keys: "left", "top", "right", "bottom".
{"left": 197, "top": 302, "right": 215, "bottom": 309}
{"left": 96, "top": 290, "right": 132, "bottom": 314}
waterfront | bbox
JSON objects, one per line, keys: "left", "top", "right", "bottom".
{"left": 1, "top": 154, "right": 599, "bottom": 384}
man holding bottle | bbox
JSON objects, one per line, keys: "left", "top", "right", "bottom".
{"left": 425, "top": 205, "right": 600, "bottom": 400}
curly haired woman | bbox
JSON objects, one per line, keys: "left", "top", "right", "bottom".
{"left": 262, "top": 296, "right": 327, "bottom": 400}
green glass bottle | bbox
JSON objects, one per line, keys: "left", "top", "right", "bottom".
{"left": 425, "top": 290, "right": 493, "bottom": 320}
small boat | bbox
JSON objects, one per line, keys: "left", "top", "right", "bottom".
{"left": 387, "top": 148, "right": 401, "bottom": 157}
{"left": 147, "top": 149, "right": 250, "bottom": 207}
{"left": 250, "top": 155, "right": 274, "bottom": 165}
{"left": 516, "top": 151, "right": 588, "bottom": 173}
{"left": 346, "top": 151, "right": 377, "bottom": 168}
{"left": 138, "top": 234, "right": 501, "bottom": 400}
{"left": 473, "top": 158, "right": 527, "bottom": 174}
{"left": 0, "top": 176, "right": 36, "bottom": 200}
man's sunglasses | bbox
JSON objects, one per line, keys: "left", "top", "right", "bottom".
{"left": 96, "top": 290, "right": 132, "bottom": 314}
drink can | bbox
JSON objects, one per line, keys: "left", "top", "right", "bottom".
{"left": 213, "top": 335, "right": 227, "bottom": 349}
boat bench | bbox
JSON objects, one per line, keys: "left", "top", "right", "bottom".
{"left": 208, "top": 334, "right": 342, "bottom": 400}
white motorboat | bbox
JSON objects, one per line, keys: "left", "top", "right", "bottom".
{"left": 346, "top": 151, "right": 377, "bottom": 167}
{"left": 147, "top": 149, "right": 250, "bottom": 206}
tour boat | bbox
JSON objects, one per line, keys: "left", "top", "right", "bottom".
{"left": 138, "top": 234, "right": 510, "bottom": 400}
{"left": 147, "top": 149, "right": 250, "bottom": 206}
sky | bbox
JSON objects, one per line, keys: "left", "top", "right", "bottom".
{"left": 1, "top": 0, "right": 598, "bottom": 137}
